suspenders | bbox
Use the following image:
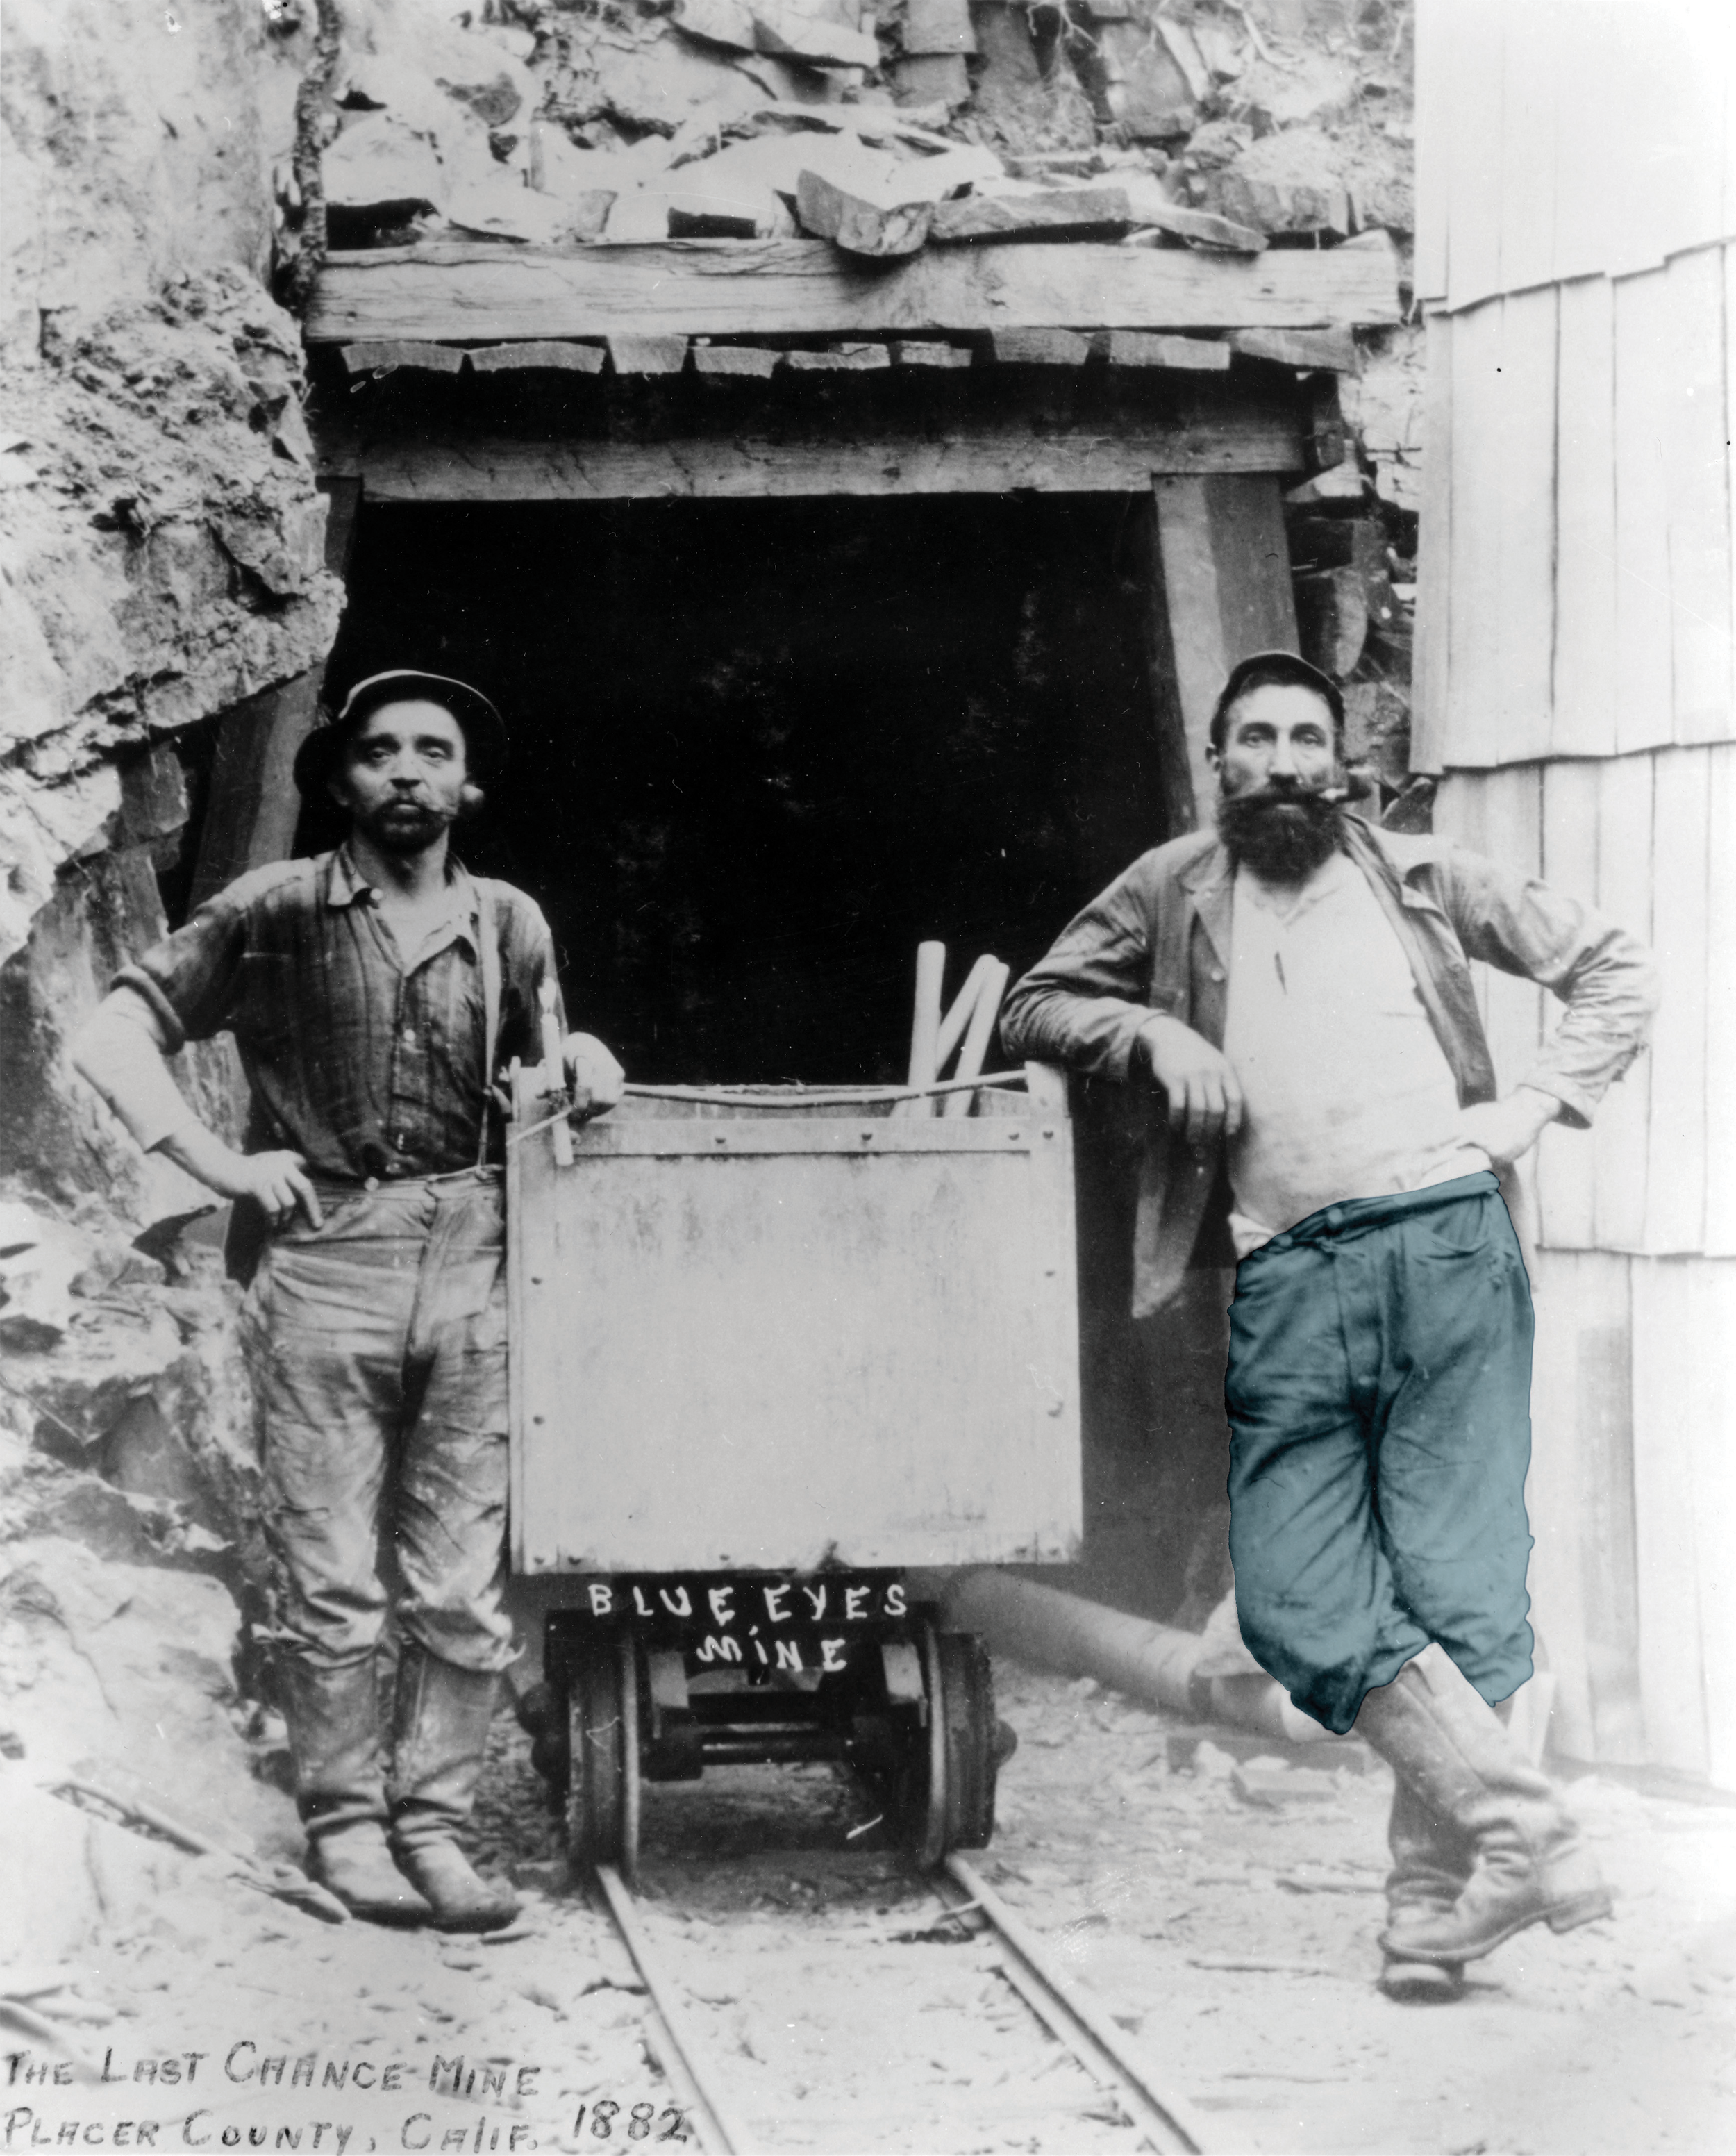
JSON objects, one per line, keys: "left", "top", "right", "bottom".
{"left": 475, "top": 877, "right": 503, "bottom": 1170}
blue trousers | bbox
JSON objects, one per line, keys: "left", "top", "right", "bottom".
{"left": 1225, "top": 1172, "right": 1535, "bottom": 1734}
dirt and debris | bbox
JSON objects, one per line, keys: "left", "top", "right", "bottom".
{"left": 3, "top": 1661, "right": 1730, "bottom": 2153}
{"left": 287, "top": 0, "right": 1417, "bottom": 266}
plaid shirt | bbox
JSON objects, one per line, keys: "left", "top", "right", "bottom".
{"left": 120, "top": 847, "right": 563, "bottom": 1181}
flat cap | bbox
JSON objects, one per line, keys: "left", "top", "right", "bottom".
{"left": 293, "top": 670, "right": 508, "bottom": 796}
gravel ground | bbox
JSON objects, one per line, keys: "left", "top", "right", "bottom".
{"left": 14, "top": 1660, "right": 1735, "bottom": 2156}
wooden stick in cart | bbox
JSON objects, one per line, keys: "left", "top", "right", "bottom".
{"left": 896, "top": 940, "right": 947, "bottom": 1118}
{"left": 539, "top": 979, "right": 574, "bottom": 1166}
{"left": 942, "top": 958, "right": 1010, "bottom": 1119}
{"left": 935, "top": 952, "right": 998, "bottom": 1075}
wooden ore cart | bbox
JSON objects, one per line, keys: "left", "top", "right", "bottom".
{"left": 506, "top": 1059, "right": 1082, "bottom": 1876}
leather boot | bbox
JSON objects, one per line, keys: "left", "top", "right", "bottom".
{"left": 1378, "top": 1775, "right": 1471, "bottom": 2001}
{"left": 390, "top": 1643, "right": 521, "bottom": 1932}
{"left": 1354, "top": 1645, "right": 1610, "bottom": 1966}
{"left": 277, "top": 1652, "right": 432, "bottom": 1926}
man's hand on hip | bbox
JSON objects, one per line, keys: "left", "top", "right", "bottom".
{"left": 563, "top": 1033, "right": 625, "bottom": 1120}
{"left": 182, "top": 1143, "right": 324, "bottom": 1229}
{"left": 1450, "top": 1085, "right": 1559, "bottom": 1168}
{"left": 1135, "top": 1015, "right": 1245, "bottom": 1152}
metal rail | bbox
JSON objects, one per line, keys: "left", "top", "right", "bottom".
{"left": 593, "top": 1864, "right": 753, "bottom": 2156}
{"left": 943, "top": 1855, "right": 1216, "bottom": 2155}
{"left": 594, "top": 1852, "right": 1217, "bottom": 2155}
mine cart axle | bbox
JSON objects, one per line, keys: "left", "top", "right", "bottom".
{"left": 541, "top": 1589, "right": 997, "bottom": 1880}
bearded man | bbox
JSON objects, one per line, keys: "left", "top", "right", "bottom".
{"left": 1000, "top": 652, "right": 1658, "bottom": 2000}
{"left": 73, "top": 671, "right": 624, "bottom": 1931}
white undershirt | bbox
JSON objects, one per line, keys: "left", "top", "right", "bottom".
{"left": 1221, "top": 853, "right": 1489, "bottom": 1257}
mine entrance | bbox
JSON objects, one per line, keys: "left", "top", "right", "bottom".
{"left": 320, "top": 492, "right": 1170, "bottom": 1084}
{"left": 315, "top": 485, "right": 1228, "bottom": 1622}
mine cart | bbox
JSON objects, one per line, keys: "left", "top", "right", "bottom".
{"left": 506, "top": 1057, "right": 1083, "bottom": 1877}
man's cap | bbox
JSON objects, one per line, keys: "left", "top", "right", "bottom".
{"left": 293, "top": 670, "right": 508, "bottom": 797}
{"left": 1214, "top": 649, "right": 1346, "bottom": 733}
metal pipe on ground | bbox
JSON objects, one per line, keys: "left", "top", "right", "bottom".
{"left": 935, "top": 1568, "right": 1331, "bottom": 1746}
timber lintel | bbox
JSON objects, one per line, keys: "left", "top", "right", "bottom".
{"left": 305, "top": 233, "right": 1401, "bottom": 346}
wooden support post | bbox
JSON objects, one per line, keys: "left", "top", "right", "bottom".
{"left": 189, "top": 671, "right": 326, "bottom": 909}
{"left": 318, "top": 476, "right": 362, "bottom": 578}
{"left": 1142, "top": 474, "right": 1301, "bottom": 833}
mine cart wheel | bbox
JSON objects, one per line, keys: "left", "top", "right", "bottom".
{"left": 903, "top": 1621, "right": 998, "bottom": 1868}
{"left": 565, "top": 1631, "right": 641, "bottom": 1882}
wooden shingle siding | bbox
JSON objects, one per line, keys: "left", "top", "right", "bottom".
{"left": 1705, "top": 749, "right": 1736, "bottom": 1257}
{"left": 1417, "top": 0, "right": 1736, "bottom": 313}
{"left": 1422, "top": 0, "right": 1736, "bottom": 1789}
{"left": 1527, "top": 1249, "right": 1644, "bottom": 1764}
{"left": 1549, "top": 279, "right": 1619, "bottom": 758}
{"left": 1419, "top": 250, "right": 1736, "bottom": 770}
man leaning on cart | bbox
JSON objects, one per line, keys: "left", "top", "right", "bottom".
{"left": 1001, "top": 651, "right": 1658, "bottom": 2003}
{"left": 72, "top": 669, "right": 624, "bottom": 1931}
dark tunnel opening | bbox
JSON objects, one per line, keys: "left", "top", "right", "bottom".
{"left": 314, "top": 488, "right": 1228, "bottom": 1623}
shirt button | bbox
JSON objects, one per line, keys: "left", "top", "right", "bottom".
{"left": 1210, "top": 968, "right": 1225, "bottom": 982}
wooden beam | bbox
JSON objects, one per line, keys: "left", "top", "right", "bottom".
{"left": 331, "top": 406, "right": 1306, "bottom": 503}
{"left": 468, "top": 340, "right": 606, "bottom": 373}
{"left": 692, "top": 343, "right": 779, "bottom": 378}
{"left": 608, "top": 334, "right": 690, "bottom": 375}
{"left": 1228, "top": 326, "right": 1358, "bottom": 371}
{"left": 342, "top": 340, "right": 465, "bottom": 374}
{"left": 190, "top": 671, "right": 324, "bottom": 909}
{"left": 989, "top": 329, "right": 1092, "bottom": 366}
{"left": 890, "top": 339, "right": 973, "bottom": 367}
{"left": 783, "top": 342, "right": 892, "bottom": 370}
{"left": 1107, "top": 330, "right": 1228, "bottom": 371}
{"left": 306, "top": 234, "right": 1402, "bottom": 344}
{"left": 316, "top": 476, "right": 362, "bottom": 577}
{"left": 1146, "top": 473, "right": 1301, "bottom": 826}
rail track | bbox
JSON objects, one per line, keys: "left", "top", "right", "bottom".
{"left": 588, "top": 1852, "right": 1216, "bottom": 2155}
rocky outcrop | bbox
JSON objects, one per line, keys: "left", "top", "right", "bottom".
{"left": 1, "top": 0, "right": 342, "bottom": 975}
{"left": 1, "top": 8, "right": 327, "bottom": 1938}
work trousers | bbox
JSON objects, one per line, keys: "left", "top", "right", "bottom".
{"left": 1224, "top": 1171, "right": 1535, "bottom": 1734}
{"left": 242, "top": 1170, "right": 515, "bottom": 1677}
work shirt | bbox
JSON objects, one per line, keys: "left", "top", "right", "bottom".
{"left": 119, "top": 847, "right": 562, "bottom": 1181}
{"left": 1221, "top": 855, "right": 1487, "bottom": 1253}
{"left": 999, "top": 815, "right": 1659, "bottom": 1316}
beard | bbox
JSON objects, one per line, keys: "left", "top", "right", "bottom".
{"left": 1216, "top": 783, "right": 1346, "bottom": 882}
{"left": 353, "top": 797, "right": 454, "bottom": 856}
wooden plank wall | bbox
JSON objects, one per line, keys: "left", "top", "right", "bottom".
{"left": 1413, "top": 249, "right": 1736, "bottom": 774}
{"left": 1435, "top": 745, "right": 1731, "bottom": 1266}
{"left": 1417, "top": 0, "right": 1736, "bottom": 1793}
{"left": 1416, "top": 0, "right": 1736, "bottom": 310}
{"left": 1435, "top": 764, "right": 1736, "bottom": 1786}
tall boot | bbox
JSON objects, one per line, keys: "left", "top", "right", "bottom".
{"left": 1353, "top": 1645, "right": 1610, "bottom": 1966}
{"left": 277, "top": 1652, "right": 431, "bottom": 1926}
{"left": 1378, "top": 1776, "right": 1471, "bottom": 2002}
{"left": 390, "top": 1642, "right": 521, "bottom": 1932}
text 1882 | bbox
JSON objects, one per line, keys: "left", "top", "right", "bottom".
{"left": 572, "top": 2100, "right": 687, "bottom": 2141}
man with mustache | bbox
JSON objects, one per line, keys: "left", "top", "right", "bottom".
{"left": 1001, "top": 652, "right": 1658, "bottom": 2000}
{"left": 72, "top": 672, "right": 624, "bottom": 1931}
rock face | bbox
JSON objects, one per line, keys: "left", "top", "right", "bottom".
{"left": 1, "top": 3, "right": 333, "bottom": 1918}
{"left": 1, "top": 0, "right": 342, "bottom": 975}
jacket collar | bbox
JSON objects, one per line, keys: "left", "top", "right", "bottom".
{"left": 1177, "top": 836, "right": 1234, "bottom": 969}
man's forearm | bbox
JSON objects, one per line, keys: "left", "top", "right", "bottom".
{"left": 71, "top": 993, "right": 206, "bottom": 1154}
{"left": 999, "top": 979, "right": 1156, "bottom": 1079}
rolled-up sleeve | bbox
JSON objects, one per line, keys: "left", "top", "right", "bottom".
{"left": 115, "top": 887, "right": 253, "bottom": 1051}
{"left": 1000, "top": 856, "right": 1163, "bottom": 1079}
{"left": 1442, "top": 845, "right": 1660, "bottom": 1126}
